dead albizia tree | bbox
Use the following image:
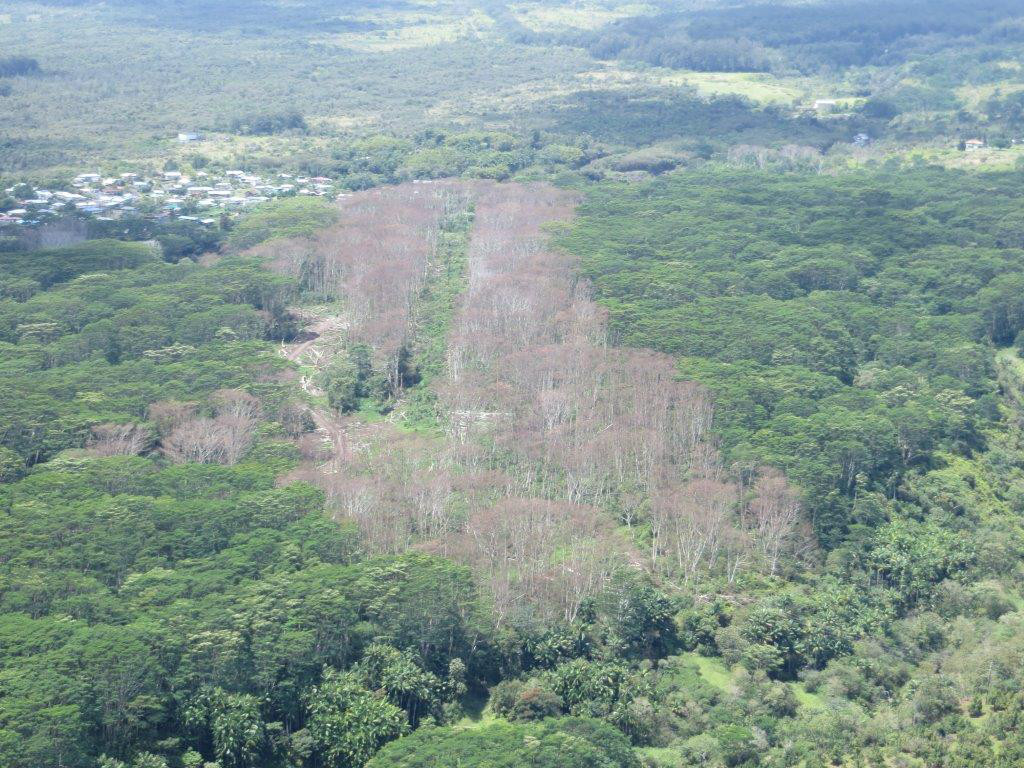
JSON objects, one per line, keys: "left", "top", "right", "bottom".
{"left": 457, "top": 497, "right": 617, "bottom": 627}
{"left": 147, "top": 400, "right": 198, "bottom": 438}
{"left": 159, "top": 390, "right": 262, "bottom": 466}
{"left": 211, "top": 389, "right": 262, "bottom": 465}
{"left": 86, "top": 423, "right": 152, "bottom": 457}
{"left": 162, "top": 417, "right": 229, "bottom": 465}
{"left": 749, "top": 469, "right": 804, "bottom": 576}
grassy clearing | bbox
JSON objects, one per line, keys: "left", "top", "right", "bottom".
{"left": 511, "top": 1, "right": 655, "bottom": 32}
{"left": 675, "top": 651, "right": 734, "bottom": 690}
{"left": 674, "top": 652, "right": 825, "bottom": 711}
{"left": 636, "top": 746, "right": 683, "bottom": 766}
{"left": 955, "top": 81, "right": 1024, "bottom": 112}
{"left": 790, "top": 682, "right": 826, "bottom": 710}
{"left": 578, "top": 64, "right": 810, "bottom": 105}
{"left": 454, "top": 694, "right": 499, "bottom": 731}
{"left": 669, "top": 71, "right": 807, "bottom": 104}
{"left": 317, "top": 10, "right": 494, "bottom": 51}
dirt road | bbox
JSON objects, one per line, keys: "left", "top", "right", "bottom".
{"left": 280, "top": 313, "right": 349, "bottom": 462}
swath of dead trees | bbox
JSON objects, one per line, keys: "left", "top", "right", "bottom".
{"left": 281, "top": 182, "right": 810, "bottom": 627}
{"left": 258, "top": 182, "right": 470, "bottom": 396}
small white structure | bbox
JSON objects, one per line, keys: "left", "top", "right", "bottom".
{"left": 964, "top": 138, "right": 986, "bottom": 152}
{"left": 177, "top": 132, "right": 202, "bottom": 143}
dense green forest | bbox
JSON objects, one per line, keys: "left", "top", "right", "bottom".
{"left": 559, "top": 165, "right": 1024, "bottom": 763}
{"left": 575, "top": 0, "right": 1024, "bottom": 72}
{"left": 0, "top": 211, "right": 678, "bottom": 768}
{"left": 9, "top": 166, "right": 1024, "bottom": 768}
{"left": 5, "top": 0, "right": 1024, "bottom": 767}
{"left": 565, "top": 167, "right": 1024, "bottom": 545}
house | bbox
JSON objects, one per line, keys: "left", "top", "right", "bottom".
{"left": 177, "top": 132, "right": 202, "bottom": 143}
{"left": 965, "top": 139, "right": 986, "bottom": 152}
{"left": 163, "top": 171, "right": 183, "bottom": 181}
{"left": 814, "top": 99, "right": 838, "bottom": 112}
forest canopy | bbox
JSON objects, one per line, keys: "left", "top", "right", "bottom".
{"left": 5, "top": 0, "right": 1024, "bottom": 766}
{"left": 563, "top": 165, "right": 1024, "bottom": 546}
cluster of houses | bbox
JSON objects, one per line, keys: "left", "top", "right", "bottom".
{"left": 0, "top": 168, "right": 340, "bottom": 228}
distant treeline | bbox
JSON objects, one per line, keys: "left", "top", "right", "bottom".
{"left": 30, "top": 0, "right": 395, "bottom": 33}
{"left": 228, "top": 110, "right": 307, "bottom": 136}
{"left": 572, "top": 0, "right": 1024, "bottom": 73}
{"left": 0, "top": 56, "right": 40, "bottom": 77}
{"left": 576, "top": 17, "right": 776, "bottom": 73}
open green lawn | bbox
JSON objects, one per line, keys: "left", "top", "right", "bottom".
{"left": 668, "top": 71, "right": 808, "bottom": 105}
{"left": 675, "top": 651, "right": 825, "bottom": 711}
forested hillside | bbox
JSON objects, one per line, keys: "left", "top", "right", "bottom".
{"left": 5, "top": 0, "right": 1024, "bottom": 767}
{"left": 560, "top": 166, "right": 1024, "bottom": 764}
{"left": 565, "top": 167, "right": 1024, "bottom": 545}
{"left": 0, "top": 188, "right": 723, "bottom": 768}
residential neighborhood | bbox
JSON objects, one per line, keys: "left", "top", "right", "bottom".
{"left": 0, "top": 167, "right": 342, "bottom": 228}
